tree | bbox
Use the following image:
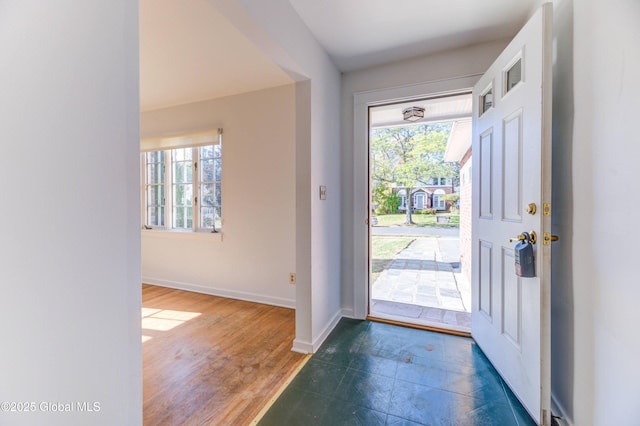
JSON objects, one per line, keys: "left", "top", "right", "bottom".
{"left": 371, "top": 123, "right": 456, "bottom": 224}
{"left": 372, "top": 186, "right": 401, "bottom": 214}
{"left": 440, "top": 193, "right": 460, "bottom": 212}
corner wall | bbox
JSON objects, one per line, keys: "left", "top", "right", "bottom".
{"left": 210, "top": 0, "right": 343, "bottom": 351}
{"left": 0, "top": 1, "right": 141, "bottom": 424}
{"left": 140, "top": 85, "right": 297, "bottom": 308}
{"left": 552, "top": 0, "right": 640, "bottom": 424}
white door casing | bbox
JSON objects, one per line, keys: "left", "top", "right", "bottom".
{"left": 471, "top": 3, "right": 552, "bottom": 425}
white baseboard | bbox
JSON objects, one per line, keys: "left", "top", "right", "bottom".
{"left": 291, "top": 339, "right": 313, "bottom": 354}
{"left": 143, "top": 277, "right": 296, "bottom": 309}
{"left": 311, "top": 309, "right": 343, "bottom": 352}
{"left": 341, "top": 307, "right": 355, "bottom": 319}
{"left": 290, "top": 309, "right": 345, "bottom": 354}
{"left": 551, "top": 393, "right": 573, "bottom": 426}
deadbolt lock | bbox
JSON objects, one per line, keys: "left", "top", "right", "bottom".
{"left": 543, "top": 232, "right": 559, "bottom": 245}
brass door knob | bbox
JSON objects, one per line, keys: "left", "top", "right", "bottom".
{"left": 526, "top": 203, "right": 537, "bottom": 215}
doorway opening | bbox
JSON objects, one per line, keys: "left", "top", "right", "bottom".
{"left": 368, "top": 93, "right": 473, "bottom": 334}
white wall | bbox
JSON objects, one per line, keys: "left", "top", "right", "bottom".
{"left": 551, "top": 0, "right": 640, "bottom": 424}
{"left": 212, "top": 0, "right": 343, "bottom": 352}
{"left": 341, "top": 40, "right": 509, "bottom": 315}
{"left": 0, "top": 1, "right": 141, "bottom": 425}
{"left": 140, "top": 85, "right": 297, "bottom": 308}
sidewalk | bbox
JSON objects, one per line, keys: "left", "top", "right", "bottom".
{"left": 371, "top": 236, "right": 471, "bottom": 331}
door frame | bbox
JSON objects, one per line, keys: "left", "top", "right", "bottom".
{"left": 352, "top": 75, "right": 481, "bottom": 319}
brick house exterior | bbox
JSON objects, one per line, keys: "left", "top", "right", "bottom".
{"left": 444, "top": 118, "right": 472, "bottom": 282}
{"left": 458, "top": 148, "right": 472, "bottom": 282}
{"left": 395, "top": 178, "right": 456, "bottom": 212}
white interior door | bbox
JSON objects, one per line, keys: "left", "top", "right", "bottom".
{"left": 471, "top": 3, "right": 552, "bottom": 425}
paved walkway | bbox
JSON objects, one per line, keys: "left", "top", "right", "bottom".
{"left": 371, "top": 235, "right": 471, "bottom": 330}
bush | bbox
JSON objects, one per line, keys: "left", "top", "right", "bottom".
{"left": 375, "top": 191, "right": 400, "bottom": 214}
{"left": 419, "top": 208, "right": 436, "bottom": 215}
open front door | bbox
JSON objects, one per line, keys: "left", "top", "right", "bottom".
{"left": 471, "top": 3, "right": 552, "bottom": 425}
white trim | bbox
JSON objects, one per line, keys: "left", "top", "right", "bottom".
{"left": 291, "top": 339, "right": 313, "bottom": 354}
{"left": 140, "top": 129, "right": 221, "bottom": 152}
{"left": 143, "top": 277, "right": 295, "bottom": 309}
{"left": 551, "top": 393, "right": 573, "bottom": 426}
{"left": 341, "top": 307, "right": 355, "bottom": 319}
{"left": 311, "top": 309, "right": 343, "bottom": 351}
{"left": 353, "top": 74, "right": 482, "bottom": 319}
{"left": 292, "top": 309, "right": 343, "bottom": 354}
{"left": 142, "top": 229, "right": 223, "bottom": 241}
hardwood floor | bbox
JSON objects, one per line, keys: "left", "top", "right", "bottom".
{"left": 142, "top": 284, "right": 305, "bottom": 425}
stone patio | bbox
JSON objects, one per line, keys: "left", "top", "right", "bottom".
{"left": 371, "top": 236, "right": 471, "bottom": 332}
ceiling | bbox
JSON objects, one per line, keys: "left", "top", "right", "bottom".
{"left": 370, "top": 93, "right": 472, "bottom": 129}
{"left": 139, "top": 0, "right": 293, "bottom": 111}
{"left": 140, "top": 0, "right": 539, "bottom": 111}
{"left": 288, "top": 0, "right": 539, "bottom": 71}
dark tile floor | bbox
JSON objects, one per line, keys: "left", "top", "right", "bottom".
{"left": 259, "top": 318, "right": 535, "bottom": 426}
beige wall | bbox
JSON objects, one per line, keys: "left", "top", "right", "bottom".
{"left": 140, "top": 85, "right": 297, "bottom": 307}
{"left": 214, "top": 0, "right": 344, "bottom": 352}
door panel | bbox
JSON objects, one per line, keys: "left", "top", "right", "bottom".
{"left": 471, "top": 4, "right": 552, "bottom": 425}
{"left": 501, "top": 248, "right": 521, "bottom": 347}
{"left": 502, "top": 110, "right": 523, "bottom": 222}
{"left": 479, "top": 129, "right": 494, "bottom": 219}
{"left": 478, "top": 240, "right": 492, "bottom": 318}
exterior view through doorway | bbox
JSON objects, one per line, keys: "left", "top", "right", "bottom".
{"left": 368, "top": 93, "right": 473, "bottom": 334}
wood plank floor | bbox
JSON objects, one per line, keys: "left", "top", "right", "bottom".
{"left": 142, "top": 284, "right": 305, "bottom": 426}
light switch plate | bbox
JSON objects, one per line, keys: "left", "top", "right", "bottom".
{"left": 319, "top": 185, "right": 327, "bottom": 200}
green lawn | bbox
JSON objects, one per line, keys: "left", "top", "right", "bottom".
{"left": 370, "top": 236, "right": 414, "bottom": 283}
{"left": 373, "top": 213, "right": 460, "bottom": 227}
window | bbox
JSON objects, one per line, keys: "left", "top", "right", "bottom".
{"left": 398, "top": 189, "right": 407, "bottom": 210}
{"left": 505, "top": 57, "right": 522, "bottom": 93}
{"left": 480, "top": 85, "right": 493, "bottom": 115}
{"left": 144, "top": 150, "right": 165, "bottom": 227}
{"left": 142, "top": 132, "right": 222, "bottom": 232}
{"left": 433, "top": 189, "right": 446, "bottom": 210}
{"left": 429, "top": 177, "right": 450, "bottom": 186}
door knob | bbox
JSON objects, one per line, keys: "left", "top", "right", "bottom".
{"left": 526, "top": 203, "right": 537, "bottom": 215}
{"left": 509, "top": 231, "right": 537, "bottom": 244}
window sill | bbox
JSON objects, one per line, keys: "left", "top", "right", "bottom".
{"left": 141, "top": 229, "right": 223, "bottom": 241}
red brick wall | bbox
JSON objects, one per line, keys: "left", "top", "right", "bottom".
{"left": 459, "top": 150, "right": 472, "bottom": 282}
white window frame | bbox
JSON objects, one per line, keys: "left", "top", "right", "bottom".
{"left": 433, "top": 189, "right": 447, "bottom": 210}
{"left": 141, "top": 129, "right": 222, "bottom": 233}
{"left": 413, "top": 192, "right": 426, "bottom": 210}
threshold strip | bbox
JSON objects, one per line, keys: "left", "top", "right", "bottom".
{"left": 249, "top": 353, "right": 313, "bottom": 425}
{"left": 367, "top": 315, "right": 471, "bottom": 338}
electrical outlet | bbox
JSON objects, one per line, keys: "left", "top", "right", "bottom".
{"left": 289, "top": 273, "right": 296, "bottom": 284}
